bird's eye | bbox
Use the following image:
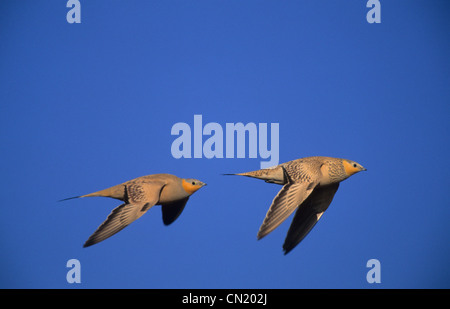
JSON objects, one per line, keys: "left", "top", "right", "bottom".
{"left": 353, "top": 163, "right": 357, "bottom": 168}
{"left": 192, "top": 181, "right": 195, "bottom": 185}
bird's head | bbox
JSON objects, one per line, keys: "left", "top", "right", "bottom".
{"left": 342, "top": 159, "right": 367, "bottom": 177}
{"left": 182, "top": 178, "right": 207, "bottom": 195}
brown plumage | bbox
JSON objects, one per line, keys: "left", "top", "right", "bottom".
{"left": 60, "top": 173, "right": 206, "bottom": 247}
{"left": 227, "top": 156, "right": 366, "bottom": 254}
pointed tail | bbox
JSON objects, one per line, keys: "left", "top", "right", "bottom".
{"left": 223, "top": 166, "right": 286, "bottom": 184}
{"left": 58, "top": 195, "right": 82, "bottom": 202}
{"left": 58, "top": 184, "right": 126, "bottom": 203}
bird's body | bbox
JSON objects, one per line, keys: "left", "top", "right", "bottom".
{"left": 228, "top": 156, "right": 366, "bottom": 254}
{"left": 61, "top": 173, "right": 206, "bottom": 247}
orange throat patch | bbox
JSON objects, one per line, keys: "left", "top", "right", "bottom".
{"left": 182, "top": 179, "right": 201, "bottom": 195}
{"left": 342, "top": 160, "right": 360, "bottom": 176}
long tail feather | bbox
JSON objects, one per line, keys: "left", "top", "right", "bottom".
{"left": 58, "top": 196, "right": 81, "bottom": 202}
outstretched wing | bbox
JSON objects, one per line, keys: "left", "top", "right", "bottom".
{"left": 83, "top": 182, "right": 163, "bottom": 247}
{"left": 257, "top": 181, "right": 317, "bottom": 240}
{"left": 83, "top": 202, "right": 151, "bottom": 247}
{"left": 161, "top": 197, "right": 190, "bottom": 226}
{"left": 282, "top": 183, "right": 339, "bottom": 254}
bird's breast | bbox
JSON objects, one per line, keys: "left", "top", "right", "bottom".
{"left": 320, "top": 160, "right": 348, "bottom": 185}
{"left": 319, "top": 164, "right": 333, "bottom": 185}
{"left": 158, "top": 182, "right": 188, "bottom": 203}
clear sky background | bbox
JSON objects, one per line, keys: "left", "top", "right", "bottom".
{"left": 0, "top": 1, "right": 449, "bottom": 289}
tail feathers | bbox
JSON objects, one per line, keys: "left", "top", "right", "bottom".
{"left": 58, "top": 185, "right": 126, "bottom": 203}
{"left": 222, "top": 172, "right": 258, "bottom": 177}
{"left": 58, "top": 195, "right": 82, "bottom": 202}
{"left": 58, "top": 192, "right": 110, "bottom": 202}
{"left": 58, "top": 191, "right": 104, "bottom": 202}
{"left": 223, "top": 167, "right": 286, "bottom": 185}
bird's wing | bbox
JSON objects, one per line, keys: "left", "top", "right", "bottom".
{"left": 125, "top": 180, "right": 166, "bottom": 205}
{"left": 161, "top": 197, "right": 190, "bottom": 226}
{"left": 282, "top": 183, "right": 339, "bottom": 254}
{"left": 257, "top": 181, "right": 317, "bottom": 240}
{"left": 83, "top": 183, "right": 164, "bottom": 247}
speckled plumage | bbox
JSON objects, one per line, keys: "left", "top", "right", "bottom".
{"left": 228, "top": 156, "right": 366, "bottom": 254}
{"left": 61, "top": 173, "right": 206, "bottom": 247}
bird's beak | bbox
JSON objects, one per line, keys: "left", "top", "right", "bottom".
{"left": 362, "top": 167, "right": 367, "bottom": 171}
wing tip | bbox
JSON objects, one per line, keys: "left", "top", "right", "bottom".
{"left": 83, "top": 236, "right": 98, "bottom": 248}
{"left": 256, "top": 228, "right": 267, "bottom": 240}
{"left": 282, "top": 245, "right": 293, "bottom": 255}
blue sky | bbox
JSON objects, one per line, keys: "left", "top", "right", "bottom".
{"left": 0, "top": 0, "right": 449, "bottom": 288}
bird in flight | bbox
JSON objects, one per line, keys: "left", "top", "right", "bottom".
{"left": 61, "top": 173, "right": 206, "bottom": 247}
{"left": 226, "top": 156, "right": 366, "bottom": 254}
